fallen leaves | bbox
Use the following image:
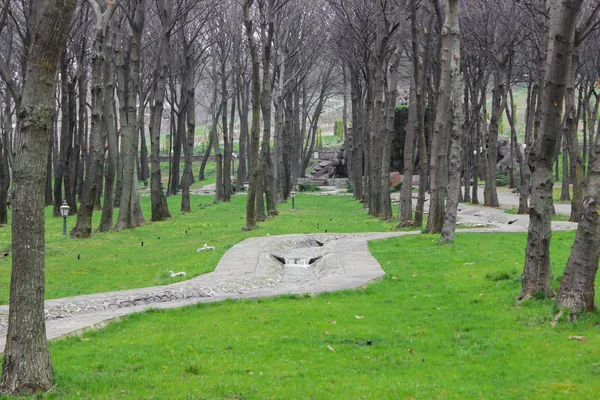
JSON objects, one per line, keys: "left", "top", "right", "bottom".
{"left": 568, "top": 335, "right": 586, "bottom": 343}
{"left": 327, "top": 345, "right": 335, "bottom": 352}
{"left": 355, "top": 315, "right": 365, "bottom": 319}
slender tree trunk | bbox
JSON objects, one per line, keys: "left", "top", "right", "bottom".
{"left": 99, "top": 26, "right": 118, "bottom": 232}
{"left": 71, "top": 9, "right": 109, "bottom": 238}
{"left": 439, "top": 0, "right": 462, "bottom": 243}
{"left": 399, "top": 0, "right": 423, "bottom": 226}
{"left": 181, "top": 43, "right": 195, "bottom": 213}
{"left": 243, "top": 0, "right": 261, "bottom": 230}
{"left": 506, "top": 89, "right": 528, "bottom": 214}
{"left": 236, "top": 75, "right": 249, "bottom": 186}
{"left": 116, "top": 0, "right": 145, "bottom": 229}
{"left": 484, "top": 67, "right": 507, "bottom": 208}
{"left": 427, "top": 0, "right": 454, "bottom": 234}
{"left": 148, "top": 0, "right": 172, "bottom": 222}
{"left": 564, "top": 49, "right": 583, "bottom": 222}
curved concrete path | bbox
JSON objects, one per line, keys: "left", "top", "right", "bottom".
{"left": 0, "top": 187, "right": 578, "bottom": 352}
{"left": 0, "top": 232, "right": 422, "bottom": 352}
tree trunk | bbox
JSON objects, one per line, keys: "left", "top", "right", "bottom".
{"left": 243, "top": 0, "right": 261, "bottom": 230}
{"left": 506, "top": 89, "right": 528, "bottom": 214}
{"left": 426, "top": 0, "right": 454, "bottom": 234}
{"left": 258, "top": 1, "right": 277, "bottom": 217}
{"left": 236, "top": 74, "right": 249, "bottom": 186}
{"left": 556, "top": 131, "right": 600, "bottom": 313}
{"left": 380, "top": 45, "right": 402, "bottom": 221}
{"left": 149, "top": 0, "right": 172, "bottom": 222}
{"left": 564, "top": 49, "right": 583, "bottom": 222}
{"left": 484, "top": 66, "right": 507, "bottom": 208}
{"left": 116, "top": 0, "right": 145, "bottom": 230}
{"left": 399, "top": 0, "right": 423, "bottom": 227}
{"left": 71, "top": 6, "right": 112, "bottom": 238}
{"left": 98, "top": 26, "right": 118, "bottom": 232}
{"left": 1, "top": 0, "right": 76, "bottom": 394}
{"left": 439, "top": 0, "right": 462, "bottom": 243}
{"left": 520, "top": 0, "right": 584, "bottom": 300}
{"left": 181, "top": 42, "right": 195, "bottom": 213}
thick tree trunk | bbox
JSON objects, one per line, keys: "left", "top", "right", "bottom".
{"left": 1, "top": 0, "right": 76, "bottom": 394}
{"left": 556, "top": 134, "right": 600, "bottom": 313}
{"left": 520, "top": 0, "right": 583, "bottom": 300}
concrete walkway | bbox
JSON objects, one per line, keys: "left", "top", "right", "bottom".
{"left": 0, "top": 187, "right": 577, "bottom": 352}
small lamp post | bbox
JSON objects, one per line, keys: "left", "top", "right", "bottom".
{"left": 290, "top": 191, "right": 296, "bottom": 210}
{"left": 60, "top": 201, "right": 70, "bottom": 237}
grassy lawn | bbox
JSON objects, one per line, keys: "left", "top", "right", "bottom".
{"left": 0, "top": 194, "right": 598, "bottom": 399}
{"left": 0, "top": 194, "right": 399, "bottom": 303}
{"left": 4, "top": 230, "right": 595, "bottom": 399}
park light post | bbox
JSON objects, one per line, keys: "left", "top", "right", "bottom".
{"left": 290, "top": 191, "right": 296, "bottom": 210}
{"left": 60, "top": 201, "right": 70, "bottom": 237}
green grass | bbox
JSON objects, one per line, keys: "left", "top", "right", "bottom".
{"left": 5, "top": 230, "right": 598, "bottom": 399}
{"left": 0, "top": 194, "right": 400, "bottom": 304}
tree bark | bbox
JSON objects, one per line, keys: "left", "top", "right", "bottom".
{"left": 148, "top": 0, "right": 172, "bottom": 222}
{"left": 1, "top": 0, "right": 75, "bottom": 394}
{"left": 71, "top": 0, "right": 120, "bottom": 238}
{"left": 98, "top": 24, "right": 118, "bottom": 232}
{"left": 116, "top": 0, "right": 145, "bottom": 230}
{"left": 243, "top": 0, "right": 261, "bottom": 230}
{"left": 426, "top": 0, "right": 454, "bottom": 234}
{"left": 439, "top": 0, "right": 462, "bottom": 243}
{"left": 520, "top": 0, "right": 584, "bottom": 300}
{"left": 556, "top": 124, "right": 600, "bottom": 313}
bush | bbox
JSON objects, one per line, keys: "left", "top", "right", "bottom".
{"left": 496, "top": 171, "right": 509, "bottom": 187}
{"left": 391, "top": 182, "right": 402, "bottom": 193}
{"left": 345, "top": 181, "right": 354, "bottom": 193}
{"left": 298, "top": 183, "right": 321, "bottom": 192}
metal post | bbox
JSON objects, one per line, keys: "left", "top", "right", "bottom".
{"left": 62, "top": 217, "right": 67, "bottom": 237}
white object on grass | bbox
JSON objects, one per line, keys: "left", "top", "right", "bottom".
{"left": 197, "top": 243, "right": 215, "bottom": 252}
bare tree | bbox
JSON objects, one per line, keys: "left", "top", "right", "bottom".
{"left": 71, "top": 0, "right": 120, "bottom": 238}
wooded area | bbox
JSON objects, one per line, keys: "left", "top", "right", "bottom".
{"left": 1, "top": 0, "right": 600, "bottom": 394}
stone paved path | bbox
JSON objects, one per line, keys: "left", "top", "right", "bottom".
{"left": 0, "top": 187, "right": 578, "bottom": 352}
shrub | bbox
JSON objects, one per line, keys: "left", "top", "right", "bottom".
{"left": 345, "top": 181, "right": 354, "bottom": 193}
{"left": 298, "top": 183, "right": 321, "bottom": 192}
{"left": 496, "top": 171, "right": 509, "bottom": 187}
